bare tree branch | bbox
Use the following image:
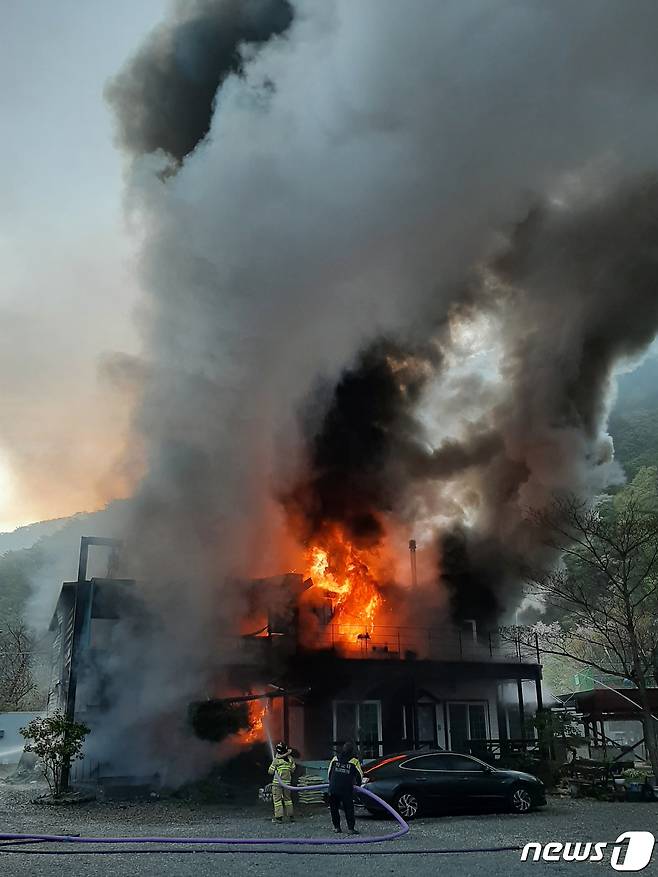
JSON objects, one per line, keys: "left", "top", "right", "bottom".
{"left": 521, "top": 492, "right": 658, "bottom": 774}
{"left": 0, "top": 623, "right": 38, "bottom": 711}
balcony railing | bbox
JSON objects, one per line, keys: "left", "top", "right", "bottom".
{"left": 305, "top": 624, "right": 540, "bottom": 664}
{"left": 229, "top": 624, "right": 540, "bottom": 665}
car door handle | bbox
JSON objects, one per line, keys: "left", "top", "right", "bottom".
{"left": 416, "top": 777, "right": 428, "bottom": 782}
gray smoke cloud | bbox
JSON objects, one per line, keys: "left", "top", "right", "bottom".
{"left": 425, "top": 178, "right": 658, "bottom": 621}
{"left": 106, "top": 0, "right": 293, "bottom": 163}
{"left": 99, "top": 0, "right": 658, "bottom": 774}
{"left": 281, "top": 175, "right": 658, "bottom": 623}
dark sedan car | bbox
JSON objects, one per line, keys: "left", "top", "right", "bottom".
{"left": 360, "top": 750, "right": 546, "bottom": 819}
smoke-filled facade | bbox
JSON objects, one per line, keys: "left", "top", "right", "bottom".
{"left": 89, "top": 0, "right": 658, "bottom": 774}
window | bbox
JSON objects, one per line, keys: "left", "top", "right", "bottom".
{"left": 400, "top": 754, "right": 447, "bottom": 771}
{"left": 448, "top": 702, "right": 489, "bottom": 752}
{"left": 400, "top": 754, "right": 483, "bottom": 772}
{"left": 333, "top": 701, "right": 382, "bottom": 758}
{"left": 441, "top": 754, "right": 484, "bottom": 772}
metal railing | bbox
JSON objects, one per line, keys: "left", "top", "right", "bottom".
{"left": 463, "top": 737, "right": 540, "bottom": 758}
{"left": 231, "top": 624, "right": 541, "bottom": 665}
{"left": 306, "top": 624, "right": 540, "bottom": 664}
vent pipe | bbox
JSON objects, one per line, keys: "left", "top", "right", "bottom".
{"left": 409, "top": 539, "right": 417, "bottom": 588}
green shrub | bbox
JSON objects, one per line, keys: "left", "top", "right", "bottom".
{"left": 20, "top": 711, "right": 90, "bottom": 797}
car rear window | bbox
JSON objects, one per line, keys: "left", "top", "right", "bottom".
{"left": 400, "top": 754, "right": 448, "bottom": 771}
{"left": 400, "top": 754, "right": 484, "bottom": 771}
{"left": 440, "top": 755, "right": 484, "bottom": 771}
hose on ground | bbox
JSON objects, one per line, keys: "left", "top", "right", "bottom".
{"left": 0, "top": 846, "right": 521, "bottom": 856}
{"left": 0, "top": 779, "right": 520, "bottom": 856}
{"left": 0, "top": 782, "right": 407, "bottom": 849}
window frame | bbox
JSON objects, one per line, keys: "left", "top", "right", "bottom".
{"left": 332, "top": 699, "right": 383, "bottom": 757}
{"left": 446, "top": 700, "right": 491, "bottom": 750}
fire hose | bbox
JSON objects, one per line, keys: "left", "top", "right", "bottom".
{"left": 0, "top": 778, "right": 520, "bottom": 856}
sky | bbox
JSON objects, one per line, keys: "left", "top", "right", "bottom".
{"left": 0, "top": 0, "right": 169, "bottom": 531}
{"left": 2, "top": 0, "right": 658, "bottom": 544}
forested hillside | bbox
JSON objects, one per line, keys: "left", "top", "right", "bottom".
{"left": 0, "top": 502, "right": 126, "bottom": 628}
{"left": 0, "top": 547, "right": 44, "bottom": 625}
{"left": 609, "top": 355, "right": 658, "bottom": 478}
{"left": 0, "top": 518, "right": 68, "bottom": 555}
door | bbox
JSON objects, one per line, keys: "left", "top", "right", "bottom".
{"left": 448, "top": 703, "right": 469, "bottom": 752}
{"left": 358, "top": 702, "right": 382, "bottom": 758}
{"left": 467, "top": 703, "right": 488, "bottom": 758}
{"left": 448, "top": 702, "right": 489, "bottom": 754}
{"left": 440, "top": 753, "right": 501, "bottom": 802}
{"left": 399, "top": 753, "right": 466, "bottom": 804}
{"left": 417, "top": 702, "right": 438, "bottom": 748}
{"left": 334, "top": 702, "right": 357, "bottom": 745}
{"left": 333, "top": 701, "right": 383, "bottom": 757}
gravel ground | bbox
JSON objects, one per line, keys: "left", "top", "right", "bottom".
{"left": 1, "top": 782, "right": 657, "bottom": 876}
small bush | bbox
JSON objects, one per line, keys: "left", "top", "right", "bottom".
{"left": 20, "top": 711, "right": 90, "bottom": 797}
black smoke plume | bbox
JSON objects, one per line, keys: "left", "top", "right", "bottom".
{"left": 285, "top": 176, "right": 658, "bottom": 624}
{"left": 282, "top": 334, "right": 506, "bottom": 546}
{"left": 282, "top": 339, "right": 440, "bottom": 546}
{"left": 106, "top": 0, "right": 293, "bottom": 163}
{"left": 96, "top": 0, "right": 658, "bottom": 776}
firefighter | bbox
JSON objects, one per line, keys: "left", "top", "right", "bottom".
{"left": 268, "top": 741, "right": 296, "bottom": 823}
{"left": 327, "top": 741, "right": 363, "bottom": 834}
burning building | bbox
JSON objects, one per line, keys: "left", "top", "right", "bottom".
{"left": 41, "top": 1, "right": 658, "bottom": 782}
{"left": 50, "top": 532, "right": 542, "bottom": 784}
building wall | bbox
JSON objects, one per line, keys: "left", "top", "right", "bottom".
{"left": 0, "top": 712, "right": 45, "bottom": 764}
{"left": 418, "top": 677, "right": 501, "bottom": 748}
{"left": 297, "top": 661, "right": 540, "bottom": 759}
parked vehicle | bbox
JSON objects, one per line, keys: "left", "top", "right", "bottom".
{"left": 360, "top": 750, "right": 546, "bottom": 819}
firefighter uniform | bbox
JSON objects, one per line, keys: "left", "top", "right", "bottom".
{"left": 268, "top": 745, "right": 295, "bottom": 821}
{"left": 328, "top": 748, "right": 363, "bottom": 833}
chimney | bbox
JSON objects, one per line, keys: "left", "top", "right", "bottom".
{"left": 409, "top": 539, "right": 417, "bottom": 588}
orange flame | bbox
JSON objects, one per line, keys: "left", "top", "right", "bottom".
{"left": 237, "top": 698, "right": 267, "bottom": 746}
{"left": 304, "top": 525, "right": 383, "bottom": 635}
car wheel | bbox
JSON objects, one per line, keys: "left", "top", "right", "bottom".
{"left": 509, "top": 784, "right": 533, "bottom": 813}
{"left": 395, "top": 790, "right": 421, "bottom": 820}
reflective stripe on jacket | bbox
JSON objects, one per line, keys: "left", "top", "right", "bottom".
{"left": 268, "top": 755, "right": 295, "bottom": 783}
{"left": 328, "top": 755, "right": 363, "bottom": 795}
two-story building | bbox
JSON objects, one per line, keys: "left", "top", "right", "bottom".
{"left": 49, "top": 538, "right": 544, "bottom": 784}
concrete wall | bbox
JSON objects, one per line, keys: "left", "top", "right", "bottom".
{"left": 0, "top": 712, "right": 45, "bottom": 764}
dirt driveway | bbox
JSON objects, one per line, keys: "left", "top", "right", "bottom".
{"left": 1, "top": 782, "right": 657, "bottom": 876}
